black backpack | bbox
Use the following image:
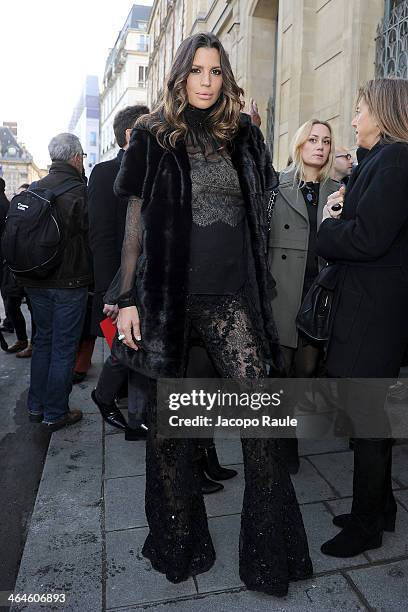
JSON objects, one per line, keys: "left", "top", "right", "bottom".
{"left": 1, "top": 178, "right": 82, "bottom": 280}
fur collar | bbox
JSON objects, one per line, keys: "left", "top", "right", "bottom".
{"left": 114, "top": 113, "right": 276, "bottom": 200}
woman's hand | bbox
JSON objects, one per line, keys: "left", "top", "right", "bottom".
{"left": 117, "top": 305, "right": 141, "bottom": 351}
{"left": 322, "top": 185, "right": 345, "bottom": 221}
{"left": 103, "top": 303, "right": 119, "bottom": 323}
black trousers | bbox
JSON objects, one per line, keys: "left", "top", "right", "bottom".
{"left": 7, "top": 295, "right": 36, "bottom": 343}
{"left": 96, "top": 354, "right": 149, "bottom": 426}
{"left": 184, "top": 334, "right": 218, "bottom": 450}
{"left": 143, "top": 293, "right": 312, "bottom": 594}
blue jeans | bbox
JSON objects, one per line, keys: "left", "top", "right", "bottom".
{"left": 26, "top": 287, "right": 88, "bottom": 422}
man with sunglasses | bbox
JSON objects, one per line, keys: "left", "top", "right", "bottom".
{"left": 331, "top": 147, "right": 353, "bottom": 185}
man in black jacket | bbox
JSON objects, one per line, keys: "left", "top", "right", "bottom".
{"left": 88, "top": 105, "right": 150, "bottom": 439}
{"left": 0, "top": 178, "right": 13, "bottom": 334}
{"left": 21, "top": 133, "right": 92, "bottom": 431}
{"left": 0, "top": 178, "right": 11, "bottom": 347}
{"left": 0, "top": 178, "right": 8, "bottom": 227}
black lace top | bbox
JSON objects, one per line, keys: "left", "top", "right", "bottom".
{"left": 187, "top": 147, "right": 246, "bottom": 294}
{"left": 117, "top": 146, "right": 247, "bottom": 307}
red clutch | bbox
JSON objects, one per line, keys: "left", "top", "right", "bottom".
{"left": 100, "top": 317, "right": 116, "bottom": 349}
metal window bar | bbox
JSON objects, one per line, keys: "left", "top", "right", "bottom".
{"left": 375, "top": 0, "right": 408, "bottom": 78}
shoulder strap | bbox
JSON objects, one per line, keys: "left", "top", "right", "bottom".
{"left": 51, "top": 178, "right": 83, "bottom": 198}
{"left": 267, "top": 172, "right": 280, "bottom": 225}
{"left": 29, "top": 178, "right": 83, "bottom": 198}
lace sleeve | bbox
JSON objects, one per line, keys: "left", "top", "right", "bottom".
{"left": 117, "top": 196, "right": 143, "bottom": 309}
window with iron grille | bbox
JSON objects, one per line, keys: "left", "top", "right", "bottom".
{"left": 375, "top": 0, "right": 408, "bottom": 77}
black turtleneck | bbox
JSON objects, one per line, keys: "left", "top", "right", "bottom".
{"left": 183, "top": 102, "right": 223, "bottom": 154}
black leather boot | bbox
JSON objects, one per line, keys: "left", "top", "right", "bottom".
{"left": 199, "top": 444, "right": 238, "bottom": 481}
{"left": 192, "top": 444, "right": 224, "bottom": 495}
{"left": 198, "top": 464, "right": 224, "bottom": 494}
{"left": 321, "top": 516, "right": 383, "bottom": 557}
{"left": 91, "top": 389, "right": 128, "bottom": 430}
{"left": 321, "top": 439, "right": 391, "bottom": 557}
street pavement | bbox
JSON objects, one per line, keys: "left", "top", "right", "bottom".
{"left": 3, "top": 336, "right": 408, "bottom": 612}
{"left": 0, "top": 303, "right": 51, "bottom": 604}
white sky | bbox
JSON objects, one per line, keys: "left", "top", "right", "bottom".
{"left": 0, "top": 0, "right": 153, "bottom": 168}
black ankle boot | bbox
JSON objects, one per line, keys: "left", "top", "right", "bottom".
{"left": 91, "top": 389, "right": 128, "bottom": 430}
{"left": 198, "top": 464, "right": 224, "bottom": 494}
{"left": 199, "top": 444, "right": 238, "bottom": 481}
{"left": 321, "top": 438, "right": 391, "bottom": 558}
{"left": 321, "top": 517, "right": 383, "bottom": 557}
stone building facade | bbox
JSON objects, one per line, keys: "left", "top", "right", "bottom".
{"left": 100, "top": 4, "right": 151, "bottom": 162}
{"left": 146, "top": 0, "right": 405, "bottom": 169}
{"left": 0, "top": 123, "right": 46, "bottom": 199}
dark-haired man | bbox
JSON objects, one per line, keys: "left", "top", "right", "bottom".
{"left": 330, "top": 147, "right": 353, "bottom": 185}
{"left": 88, "top": 105, "right": 150, "bottom": 439}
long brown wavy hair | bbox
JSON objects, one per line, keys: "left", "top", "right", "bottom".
{"left": 137, "top": 32, "right": 245, "bottom": 149}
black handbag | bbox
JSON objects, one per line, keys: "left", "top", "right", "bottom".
{"left": 296, "top": 264, "right": 339, "bottom": 343}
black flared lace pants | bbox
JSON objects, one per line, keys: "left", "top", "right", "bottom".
{"left": 142, "top": 294, "right": 312, "bottom": 596}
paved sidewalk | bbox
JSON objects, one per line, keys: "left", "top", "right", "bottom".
{"left": 8, "top": 339, "right": 408, "bottom": 611}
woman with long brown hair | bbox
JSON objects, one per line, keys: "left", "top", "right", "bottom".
{"left": 317, "top": 78, "right": 408, "bottom": 557}
{"left": 113, "top": 32, "right": 312, "bottom": 595}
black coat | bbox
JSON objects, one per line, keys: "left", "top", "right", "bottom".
{"left": 0, "top": 191, "right": 8, "bottom": 226}
{"left": 1, "top": 191, "right": 27, "bottom": 299}
{"left": 111, "top": 113, "right": 282, "bottom": 379}
{"left": 0, "top": 191, "right": 9, "bottom": 288}
{"left": 317, "top": 141, "right": 408, "bottom": 377}
{"left": 88, "top": 150, "right": 128, "bottom": 336}
{"left": 18, "top": 162, "right": 92, "bottom": 289}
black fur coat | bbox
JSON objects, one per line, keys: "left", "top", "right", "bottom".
{"left": 112, "top": 113, "right": 283, "bottom": 379}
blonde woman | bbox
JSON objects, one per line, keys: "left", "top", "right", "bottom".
{"left": 317, "top": 78, "right": 408, "bottom": 557}
{"left": 268, "top": 120, "right": 338, "bottom": 471}
{"left": 113, "top": 33, "right": 312, "bottom": 595}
